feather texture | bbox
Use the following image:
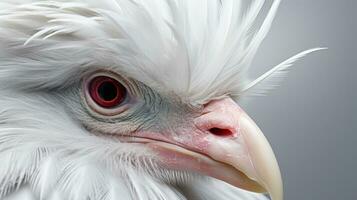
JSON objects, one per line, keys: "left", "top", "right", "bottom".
{"left": 240, "top": 48, "right": 327, "bottom": 96}
{"left": 0, "top": 1, "right": 320, "bottom": 200}
{"left": 30, "top": 156, "right": 59, "bottom": 200}
{"left": 0, "top": 0, "right": 307, "bottom": 104}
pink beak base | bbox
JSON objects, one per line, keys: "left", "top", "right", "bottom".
{"left": 147, "top": 98, "right": 283, "bottom": 200}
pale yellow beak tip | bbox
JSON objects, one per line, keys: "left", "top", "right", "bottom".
{"left": 240, "top": 114, "right": 284, "bottom": 200}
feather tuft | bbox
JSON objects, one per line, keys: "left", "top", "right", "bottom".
{"left": 240, "top": 48, "right": 327, "bottom": 96}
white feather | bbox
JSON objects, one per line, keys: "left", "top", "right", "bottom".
{"left": 0, "top": 0, "right": 295, "bottom": 104}
{"left": 0, "top": 1, "right": 321, "bottom": 200}
{"left": 30, "top": 156, "right": 59, "bottom": 200}
{"left": 240, "top": 48, "right": 327, "bottom": 96}
{"left": 104, "top": 178, "right": 132, "bottom": 200}
{"left": 244, "top": 0, "right": 282, "bottom": 66}
{"left": 2, "top": 188, "right": 35, "bottom": 200}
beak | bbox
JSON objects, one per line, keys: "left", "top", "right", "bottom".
{"left": 146, "top": 98, "right": 283, "bottom": 200}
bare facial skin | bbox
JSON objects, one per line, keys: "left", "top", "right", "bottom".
{"left": 123, "top": 98, "right": 283, "bottom": 200}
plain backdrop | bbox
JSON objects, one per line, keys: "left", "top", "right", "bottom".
{"left": 242, "top": 0, "right": 356, "bottom": 199}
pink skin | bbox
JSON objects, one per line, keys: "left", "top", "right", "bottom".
{"left": 124, "top": 98, "right": 264, "bottom": 192}
{"left": 138, "top": 98, "right": 245, "bottom": 151}
{"left": 121, "top": 98, "right": 283, "bottom": 199}
{"left": 139, "top": 98, "right": 250, "bottom": 164}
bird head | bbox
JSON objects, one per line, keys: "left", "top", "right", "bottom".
{"left": 0, "top": 1, "right": 323, "bottom": 200}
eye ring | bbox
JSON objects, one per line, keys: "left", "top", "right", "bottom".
{"left": 83, "top": 72, "right": 131, "bottom": 116}
{"left": 89, "top": 76, "right": 126, "bottom": 108}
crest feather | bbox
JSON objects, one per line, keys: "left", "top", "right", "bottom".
{"left": 240, "top": 48, "right": 327, "bottom": 96}
{"left": 0, "top": 0, "right": 318, "bottom": 104}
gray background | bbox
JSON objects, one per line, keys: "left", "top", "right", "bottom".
{"left": 243, "top": 0, "right": 356, "bottom": 199}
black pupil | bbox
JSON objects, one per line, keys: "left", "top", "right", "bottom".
{"left": 98, "top": 81, "right": 118, "bottom": 101}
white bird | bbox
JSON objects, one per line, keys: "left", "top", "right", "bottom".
{"left": 0, "top": 0, "right": 323, "bottom": 200}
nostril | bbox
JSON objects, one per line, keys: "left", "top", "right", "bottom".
{"left": 209, "top": 128, "right": 233, "bottom": 137}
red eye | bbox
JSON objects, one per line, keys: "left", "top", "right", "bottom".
{"left": 89, "top": 76, "right": 127, "bottom": 108}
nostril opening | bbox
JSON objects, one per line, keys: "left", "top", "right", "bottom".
{"left": 209, "top": 128, "right": 233, "bottom": 137}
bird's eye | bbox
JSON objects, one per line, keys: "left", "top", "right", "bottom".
{"left": 89, "top": 76, "right": 127, "bottom": 108}
{"left": 84, "top": 73, "right": 130, "bottom": 116}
